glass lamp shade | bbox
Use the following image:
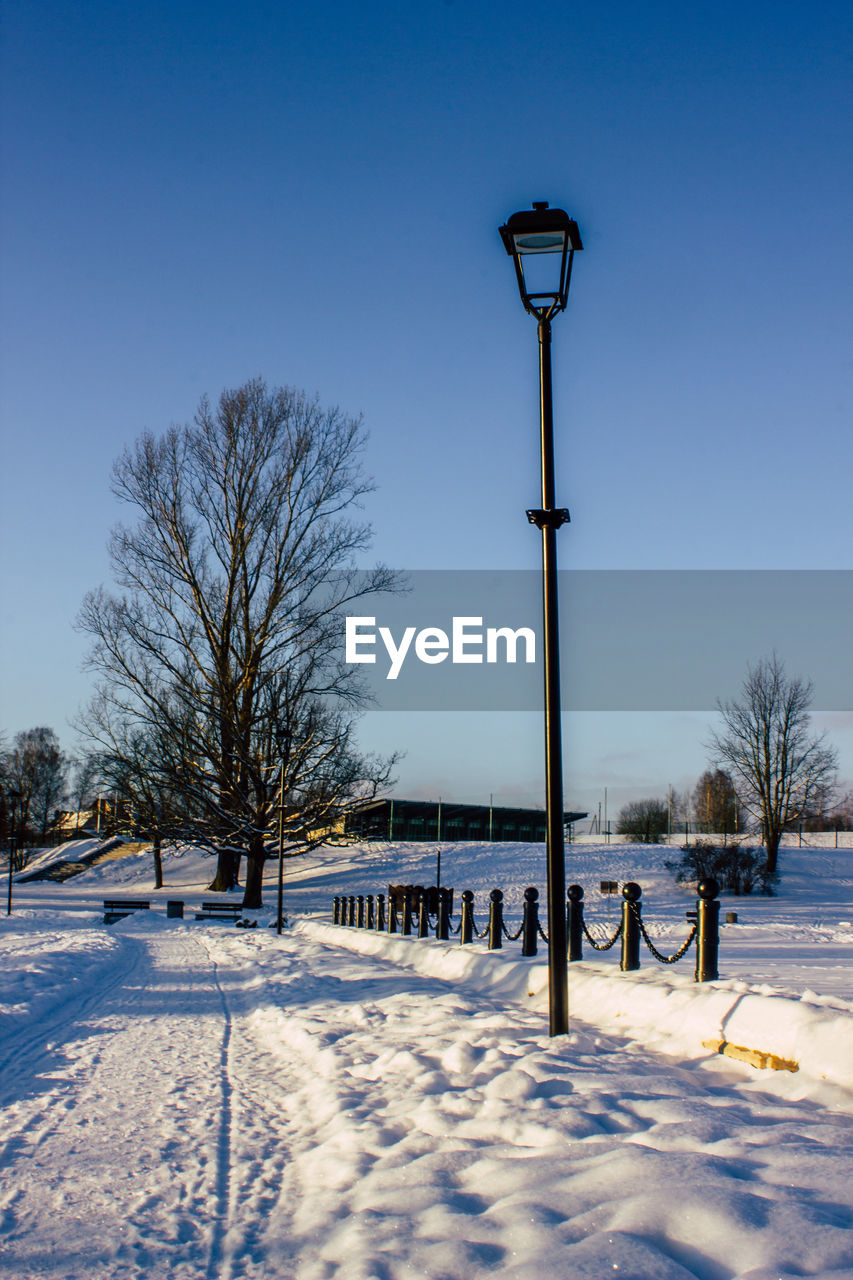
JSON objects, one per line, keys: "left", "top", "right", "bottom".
{"left": 513, "top": 230, "right": 568, "bottom": 254}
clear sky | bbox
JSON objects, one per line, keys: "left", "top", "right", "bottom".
{"left": 2, "top": 0, "right": 851, "bottom": 817}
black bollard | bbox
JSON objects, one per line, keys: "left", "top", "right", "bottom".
{"left": 376, "top": 892, "right": 386, "bottom": 932}
{"left": 417, "top": 888, "right": 429, "bottom": 938}
{"left": 436, "top": 887, "right": 450, "bottom": 941}
{"left": 366, "top": 894, "right": 374, "bottom": 930}
{"left": 522, "top": 886, "right": 539, "bottom": 957}
{"left": 333, "top": 896, "right": 340, "bottom": 925}
{"left": 695, "top": 877, "right": 720, "bottom": 981}
{"left": 460, "top": 889, "right": 474, "bottom": 945}
{"left": 567, "top": 884, "right": 584, "bottom": 962}
{"left": 402, "top": 887, "right": 413, "bottom": 935}
{"left": 357, "top": 895, "right": 365, "bottom": 929}
{"left": 488, "top": 888, "right": 504, "bottom": 950}
{"left": 621, "top": 882, "right": 642, "bottom": 971}
{"left": 387, "top": 891, "right": 398, "bottom": 934}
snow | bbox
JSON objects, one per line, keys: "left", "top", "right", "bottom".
{"left": 1, "top": 838, "right": 852, "bottom": 1279}
{"left": 296, "top": 922, "right": 853, "bottom": 1104}
{"left": 13, "top": 837, "right": 107, "bottom": 877}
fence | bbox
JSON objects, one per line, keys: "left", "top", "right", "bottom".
{"left": 332, "top": 879, "right": 721, "bottom": 981}
{"left": 577, "top": 829, "right": 853, "bottom": 849}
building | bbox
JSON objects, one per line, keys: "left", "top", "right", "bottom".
{"left": 344, "top": 798, "right": 588, "bottom": 843}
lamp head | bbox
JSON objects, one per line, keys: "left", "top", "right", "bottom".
{"left": 499, "top": 201, "right": 582, "bottom": 318}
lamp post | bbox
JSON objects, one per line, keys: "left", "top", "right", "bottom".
{"left": 276, "top": 761, "right": 285, "bottom": 935}
{"left": 7, "top": 788, "right": 22, "bottom": 916}
{"left": 499, "top": 201, "right": 583, "bottom": 1036}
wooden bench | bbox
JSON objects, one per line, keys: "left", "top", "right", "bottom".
{"left": 104, "top": 898, "right": 151, "bottom": 925}
{"left": 194, "top": 900, "right": 243, "bottom": 922}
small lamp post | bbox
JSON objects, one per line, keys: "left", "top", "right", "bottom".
{"left": 276, "top": 761, "right": 285, "bottom": 935}
{"left": 499, "top": 201, "right": 583, "bottom": 1036}
{"left": 7, "top": 788, "right": 22, "bottom": 916}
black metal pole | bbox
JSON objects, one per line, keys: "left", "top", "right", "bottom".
{"left": 567, "top": 884, "right": 584, "bottom": 961}
{"left": 695, "top": 877, "right": 720, "bottom": 982}
{"left": 6, "top": 796, "right": 17, "bottom": 917}
{"left": 620, "top": 882, "right": 642, "bottom": 971}
{"left": 460, "top": 889, "right": 474, "bottom": 944}
{"left": 535, "top": 317, "right": 569, "bottom": 1035}
{"left": 276, "top": 762, "right": 285, "bottom": 935}
{"left": 521, "top": 885, "right": 539, "bottom": 957}
{"left": 488, "top": 888, "right": 503, "bottom": 950}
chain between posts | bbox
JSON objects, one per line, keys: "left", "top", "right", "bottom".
{"left": 582, "top": 918, "right": 624, "bottom": 951}
{"left": 581, "top": 921, "right": 622, "bottom": 952}
{"left": 630, "top": 903, "right": 697, "bottom": 964}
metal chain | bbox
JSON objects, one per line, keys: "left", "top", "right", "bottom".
{"left": 475, "top": 920, "right": 491, "bottom": 939}
{"left": 537, "top": 923, "right": 549, "bottom": 944}
{"left": 630, "top": 903, "right": 697, "bottom": 964}
{"left": 582, "top": 918, "right": 624, "bottom": 951}
{"left": 449, "top": 917, "right": 462, "bottom": 935}
{"left": 502, "top": 921, "right": 524, "bottom": 941}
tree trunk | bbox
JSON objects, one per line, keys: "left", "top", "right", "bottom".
{"left": 152, "top": 833, "right": 163, "bottom": 890}
{"left": 242, "top": 835, "right": 265, "bottom": 909}
{"left": 242, "top": 831, "right": 267, "bottom": 909}
{"left": 208, "top": 849, "right": 240, "bottom": 892}
{"left": 242, "top": 856, "right": 264, "bottom": 909}
{"left": 765, "top": 830, "right": 781, "bottom": 874}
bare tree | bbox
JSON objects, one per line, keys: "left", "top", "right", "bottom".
{"left": 82, "top": 709, "right": 180, "bottom": 888}
{"left": 67, "top": 753, "right": 103, "bottom": 835}
{"left": 4, "top": 728, "right": 68, "bottom": 843}
{"left": 616, "top": 797, "right": 669, "bottom": 843}
{"left": 708, "top": 655, "right": 838, "bottom": 873}
{"left": 692, "top": 768, "right": 740, "bottom": 834}
{"left": 79, "top": 378, "right": 397, "bottom": 907}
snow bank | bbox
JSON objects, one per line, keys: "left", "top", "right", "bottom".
{"left": 0, "top": 916, "right": 124, "bottom": 1041}
{"left": 296, "top": 920, "right": 853, "bottom": 1100}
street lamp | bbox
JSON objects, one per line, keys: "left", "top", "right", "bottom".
{"left": 499, "top": 201, "right": 583, "bottom": 1036}
{"left": 7, "top": 788, "right": 22, "bottom": 916}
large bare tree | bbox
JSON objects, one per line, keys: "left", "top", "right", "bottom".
{"left": 79, "top": 378, "right": 396, "bottom": 907}
{"left": 709, "top": 654, "right": 837, "bottom": 873}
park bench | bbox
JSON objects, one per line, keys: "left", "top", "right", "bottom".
{"left": 194, "top": 900, "right": 243, "bottom": 922}
{"left": 103, "top": 898, "right": 151, "bottom": 925}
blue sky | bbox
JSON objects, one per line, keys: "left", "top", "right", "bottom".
{"left": 2, "top": 0, "right": 851, "bottom": 815}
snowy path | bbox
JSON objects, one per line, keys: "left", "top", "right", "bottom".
{"left": 1, "top": 920, "right": 853, "bottom": 1280}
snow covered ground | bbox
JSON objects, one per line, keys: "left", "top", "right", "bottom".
{"left": 1, "top": 840, "right": 852, "bottom": 1279}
